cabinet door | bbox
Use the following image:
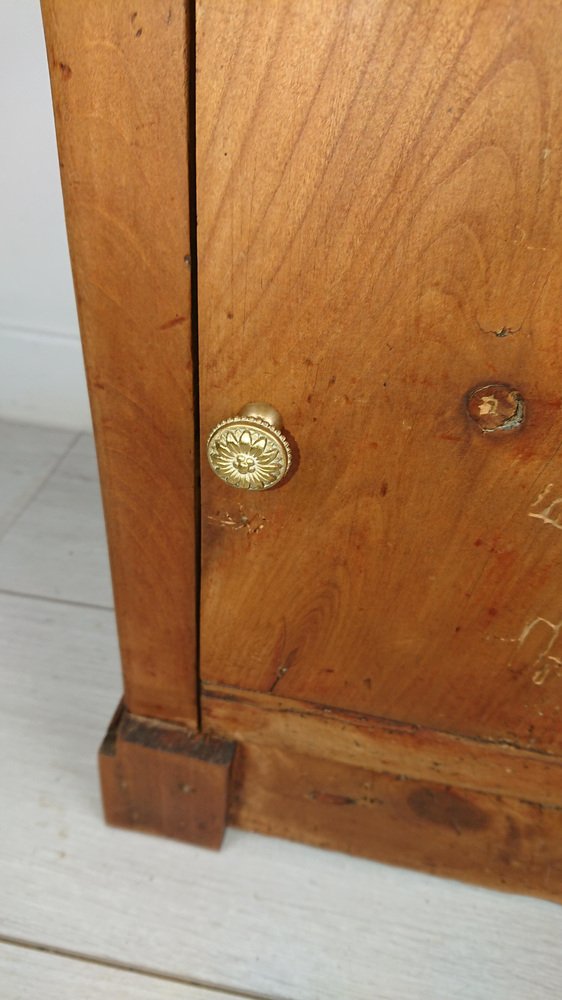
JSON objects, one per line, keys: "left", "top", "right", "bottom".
{"left": 197, "top": 0, "right": 562, "bottom": 753}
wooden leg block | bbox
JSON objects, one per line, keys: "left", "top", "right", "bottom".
{"left": 99, "top": 703, "right": 236, "bottom": 848}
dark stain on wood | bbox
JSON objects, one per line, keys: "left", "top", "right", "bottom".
{"left": 407, "top": 786, "right": 490, "bottom": 832}
{"left": 307, "top": 790, "right": 356, "bottom": 806}
{"left": 120, "top": 710, "right": 235, "bottom": 766}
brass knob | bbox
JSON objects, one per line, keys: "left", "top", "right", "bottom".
{"left": 207, "top": 403, "right": 292, "bottom": 490}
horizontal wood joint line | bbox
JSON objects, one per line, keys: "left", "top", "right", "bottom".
{"left": 202, "top": 683, "right": 562, "bottom": 808}
{"left": 119, "top": 710, "right": 236, "bottom": 766}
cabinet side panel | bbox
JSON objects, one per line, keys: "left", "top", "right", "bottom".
{"left": 42, "top": 0, "right": 198, "bottom": 725}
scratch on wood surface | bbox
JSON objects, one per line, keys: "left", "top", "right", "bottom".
{"left": 531, "top": 483, "right": 554, "bottom": 508}
{"left": 208, "top": 507, "right": 265, "bottom": 534}
{"left": 529, "top": 485, "right": 562, "bottom": 531}
{"left": 270, "top": 647, "right": 299, "bottom": 693}
{"left": 476, "top": 318, "right": 522, "bottom": 338}
{"left": 516, "top": 617, "right": 562, "bottom": 685}
{"left": 512, "top": 225, "right": 551, "bottom": 251}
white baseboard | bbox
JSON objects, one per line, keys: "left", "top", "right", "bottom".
{"left": 0, "top": 325, "right": 92, "bottom": 431}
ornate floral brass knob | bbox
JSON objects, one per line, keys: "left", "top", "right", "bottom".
{"left": 206, "top": 403, "right": 292, "bottom": 490}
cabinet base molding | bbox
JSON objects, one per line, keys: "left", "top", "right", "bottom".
{"left": 98, "top": 703, "right": 236, "bottom": 848}
{"left": 99, "top": 690, "right": 562, "bottom": 900}
{"left": 205, "top": 684, "right": 562, "bottom": 901}
{"left": 231, "top": 741, "right": 562, "bottom": 903}
{"left": 202, "top": 683, "right": 562, "bottom": 807}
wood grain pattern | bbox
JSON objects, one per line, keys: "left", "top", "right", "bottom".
{"left": 42, "top": 0, "right": 198, "bottom": 725}
{"left": 198, "top": 0, "right": 562, "bottom": 752}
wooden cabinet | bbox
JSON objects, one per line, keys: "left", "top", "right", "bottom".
{"left": 43, "top": 0, "right": 562, "bottom": 900}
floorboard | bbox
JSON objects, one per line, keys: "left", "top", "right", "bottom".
{"left": 0, "top": 940, "right": 253, "bottom": 1000}
{"left": 0, "top": 420, "right": 75, "bottom": 539}
{"left": 0, "top": 432, "right": 113, "bottom": 606}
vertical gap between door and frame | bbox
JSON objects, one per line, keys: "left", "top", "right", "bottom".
{"left": 186, "top": 0, "right": 202, "bottom": 730}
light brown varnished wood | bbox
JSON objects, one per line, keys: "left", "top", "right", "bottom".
{"left": 42, "top": 0, "right": 198, "bottom": 725}
{"left": 43, "top": 0, "right": 562, "bottom": 895}
{"left": 198, "top": 0, "right": 562, "bottom": 753}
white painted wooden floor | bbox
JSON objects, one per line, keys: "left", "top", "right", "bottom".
{"left": 1, "top": 419, "right": 562, "bottom": 1000}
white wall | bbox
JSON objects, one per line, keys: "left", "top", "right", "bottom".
{"left": 0, "top": 1, "right": 91, "bottom": 431}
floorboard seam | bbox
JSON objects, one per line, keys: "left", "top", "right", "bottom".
{"left": 0, "top": 588, "right": 114, "bottom": 613}
{"left": 0, "top": 430, "right": 81, "bottom": 544}
{"left": 0, "top": 934, "right": 284, "bottom": 1000}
